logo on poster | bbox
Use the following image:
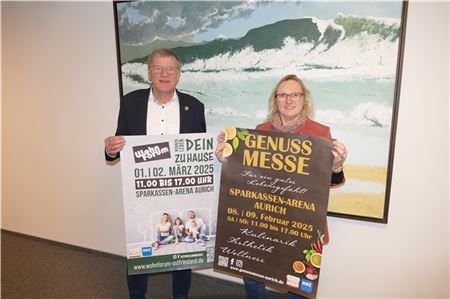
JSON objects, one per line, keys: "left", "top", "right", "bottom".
{"left": 142, "top": 247, "right": 152, "bottom": 257}
{"left": 128, "top": 248, "right": 141, "bottom": 259}
{"left": 235, "top": 259, "right": 243, "bottom": 267}
{"left": 300, "top": 278, "right": 314, "bottom": 293}
{"left": 286, "top": 275, "right": 300, "bottom": 288}
{"left": 133, "top": 142, "right": 171, "bottom": 163}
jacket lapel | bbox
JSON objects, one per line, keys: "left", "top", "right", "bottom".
{"left": 137, "top": 88, "right": 150, "bottom": 135}
{"left": 177, "top": 90, "right": 189, "bottom": 133}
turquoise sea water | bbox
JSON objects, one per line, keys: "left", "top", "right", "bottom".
{"left": 122, "top": 72, "right": 396, "bottom": 168}
{"left": 178, "top": 75, "right": 395, "bottom": 167}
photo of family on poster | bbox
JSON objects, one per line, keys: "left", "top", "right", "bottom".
{"left": 150, "top": 209, "right": 213, "bottom": 254}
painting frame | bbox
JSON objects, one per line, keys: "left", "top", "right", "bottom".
{"left": 112, "top": 1, "right": 409, "bottom": 224}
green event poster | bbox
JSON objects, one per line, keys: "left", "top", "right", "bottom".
{"left": 120, "top": 134, "right": 221, "bottom": 275}
{"left": 214, "top": 128, "right": 333, "bottom": 298}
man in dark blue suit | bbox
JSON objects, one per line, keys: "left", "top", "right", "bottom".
{"left": 105, "top": 48, "right": 206, "bottom": 299}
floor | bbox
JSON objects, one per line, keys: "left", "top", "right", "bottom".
{"left": 1, "top": 230, "right": 286, "bottom": 299}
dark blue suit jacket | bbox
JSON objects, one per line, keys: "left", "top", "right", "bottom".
{"left": 106, "top": 88, "right": 206, "bottom": 161}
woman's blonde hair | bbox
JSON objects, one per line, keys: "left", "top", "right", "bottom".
{"left": 267, "top": 74, "right": 314, "bottom": 120}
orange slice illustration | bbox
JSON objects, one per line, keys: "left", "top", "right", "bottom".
{"left": 292, "top": 261, "right": 305, "bottom": 273}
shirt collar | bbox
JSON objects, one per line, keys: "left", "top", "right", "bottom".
{"left": 149, "top": 86, "right": 178, "bottom": 106}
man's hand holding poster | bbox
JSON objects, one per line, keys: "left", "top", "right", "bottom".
{"left": 213, "top": 128, "right": 333, "bottom": 298}
{"left": 120, "top": 133, "right": 220, "bottom": 275}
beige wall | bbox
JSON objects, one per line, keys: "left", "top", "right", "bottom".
{"left": 2, "top": 2, "right": 125, "bottom": 253}
{"left": 2, "top": 2, "right": 449, "bottom": 298}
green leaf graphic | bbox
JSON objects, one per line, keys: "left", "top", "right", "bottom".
{"left": 232, "top": 137, "right": 239, "bottom": 151}
{"left": 237, "top": 128, "right": 249, "bottom": 141}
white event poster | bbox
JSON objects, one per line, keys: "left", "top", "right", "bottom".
{"left": 120, "top": 133, "right": 220, "bottom": 275}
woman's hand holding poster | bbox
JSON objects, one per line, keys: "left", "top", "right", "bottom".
{"left": 214, "top": 128, "right": 333, "bottom": 299}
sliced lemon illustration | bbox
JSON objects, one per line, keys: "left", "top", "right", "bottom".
{"left": 223, "top": 143, "right": 233, "bottom": 158}
{"left": 224, "top": 127, "right": 237, "bottom": 141}
{"left": 310, "top": 253, "right": 322, "bottom": 268}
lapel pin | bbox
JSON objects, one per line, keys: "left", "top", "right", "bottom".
{"left": 185, "top": 106, "right": 189, "bottom": 111}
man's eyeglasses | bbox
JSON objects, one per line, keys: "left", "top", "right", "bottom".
{"left": 275, "top": 92, "right": 304, "bottom": 102}
{"left": 149, "top": 65, "right": 179, "bottom": 75}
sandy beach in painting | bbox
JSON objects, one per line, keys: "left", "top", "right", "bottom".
{"left": 328, "top": 165, "right": 388, "bottom": 219}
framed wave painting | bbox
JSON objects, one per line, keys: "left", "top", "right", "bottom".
{"left": 113, "top": 1, "right": 408, "bottom": 223}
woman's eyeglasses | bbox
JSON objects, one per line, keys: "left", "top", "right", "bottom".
{"left": 275, "top": 92, "right": 304, "bottom": 102}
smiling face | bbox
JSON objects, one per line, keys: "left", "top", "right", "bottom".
{"left": 161, "top": 213, "right": 169, "bottom": 223}
{"left": 148, "top": 54, "right": 181, "bottom": 101}
{"left": 188, "top": 211, "right": 195, "bottom": 219}
{"left": 275, "top": 79, "right": 305, "bottom": 124}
